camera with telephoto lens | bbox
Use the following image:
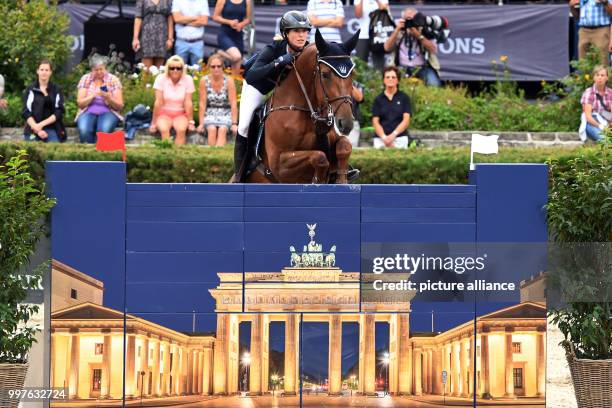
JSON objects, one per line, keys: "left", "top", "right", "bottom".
{"left": 403, "top": 12, "right": 450, "bottom": 44}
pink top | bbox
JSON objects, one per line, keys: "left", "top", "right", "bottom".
{"left": 153, "top": 74, "right": 195, "bottom": 112}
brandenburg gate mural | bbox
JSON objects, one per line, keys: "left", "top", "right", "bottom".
{"left": 51, "top": 226, "right": 546, "bottom": 403}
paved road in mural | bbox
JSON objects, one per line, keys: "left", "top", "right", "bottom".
{"left": 172, "top": 395, "right": 544, "bottom": 407}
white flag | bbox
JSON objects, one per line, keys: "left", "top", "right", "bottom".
{"left": 471, "top": 134, "right": 499, "bottom": 154}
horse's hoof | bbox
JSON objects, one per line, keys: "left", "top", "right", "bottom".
{"left": 347, "top": 168, "right": 360, "bottom": 183}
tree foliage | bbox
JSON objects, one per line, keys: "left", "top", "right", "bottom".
{"left": 547, "top": 141, "right": 612, "bottom": 360}
{"left": 0, "top": 0, "right": 71, "bottom": 92}
{"left": 0, "top": 150, "right": 55, "bottom": 363}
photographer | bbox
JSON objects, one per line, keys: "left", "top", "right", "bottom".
{"left": 384, "top": 8, "right": 441, "bottom": 87}
{"left": 569, "top": 0, "right": 612, "bottom": 66}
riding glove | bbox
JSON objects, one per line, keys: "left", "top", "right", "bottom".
{"left": 275, "top": 53, "right": 294, "bottom": 67}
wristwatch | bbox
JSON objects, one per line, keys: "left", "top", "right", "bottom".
{"left": 418, "top": 35, "right": 425, "bottom": 41}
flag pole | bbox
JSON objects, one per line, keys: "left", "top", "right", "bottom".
{"left": 469, "top": 146, "right": 475, "bottom": 171}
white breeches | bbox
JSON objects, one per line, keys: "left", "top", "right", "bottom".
{"left": 238, "top": 82, "right": 266, "bottom": 137}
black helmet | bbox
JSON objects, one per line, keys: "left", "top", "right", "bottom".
{"left": 279, "top": 10, "right": 312, "bottom": 35}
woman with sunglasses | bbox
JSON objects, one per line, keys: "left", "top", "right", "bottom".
{"left": 149, "top": 55, "right": 196, "bottom": 145}
{"left": 197, "top": 54, "right": 238, "bottom": 146}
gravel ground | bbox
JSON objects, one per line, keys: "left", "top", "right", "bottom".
{"left": 546, "top": 318, "right": 577, "bottom": 408}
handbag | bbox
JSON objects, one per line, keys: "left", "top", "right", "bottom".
{"left": 595, "top": 93, "right": 612, "bottom": 121}
{"left": 368, "top": 9, "right": 395, "bottom": 54}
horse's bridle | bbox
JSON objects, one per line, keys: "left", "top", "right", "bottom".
{"left": 267, "top": 50, "right": 354, "bottom": 131}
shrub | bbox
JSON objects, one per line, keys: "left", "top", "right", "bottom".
{"left": 547, "top": 141, "right": 612, "bottom": 360}
{"left": 0, "top": 0, "right": 71, "bottom": 93}
{"left": 0, "top": 149, "right": 55, "bottom": 363}
{"left": 0, "top": 141, "right": 600, "bottom": 186}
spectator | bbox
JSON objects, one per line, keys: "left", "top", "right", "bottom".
{"left": 76, "top": 55, "right": 124, "bottom": 144}
{"left": 371, "top": 66, "right": 411, "bottom": 149}
{"left": 354, "top": 0, "right": 389, "bottom": 70}
{"left": 569, "top": 0, "right": 612, "bottom": 65}
{"left": 347, "top": 80, "right": 364, "bottom": 147}
{"left": 132, "top": 0, "right": 174, "bottom": 68}
{"left": 579, "top": 64, "right": 612, "bottom": 142}
{"left": 150, "top": 55, "right": 196, "bottom": 145}
{"left": 0, "top": 73, "right": 7, "bottom": 110}
{"left": 22, "top": 60, "right": 66, "bottom": 143}
{"left": 172, "top": 0, "right": 209, "bottom": 67}
{"left": 213, "top": 0, "right": 251, "bottom": 78}
{"left": 384, "top": 8, "right": 441, "bottom": 87}
{"left": 307, "top": 0, "right": 344, "bottom": 43}
{"left": 197, "top": 54, "right": 238, "bottom": 146}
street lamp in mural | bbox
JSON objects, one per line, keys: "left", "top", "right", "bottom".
{"left": 139, "top": 371, "right": 146, "bottom": 405}
{"left": 381, "top": 352, "right": 390, "bottom": 396}
{"left": 241, "top": 352, "right": 251, "bottom": 392}
{"left": 271, "top": 374, "right": 279, "bottom": 396}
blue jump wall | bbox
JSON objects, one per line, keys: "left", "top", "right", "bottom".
{"left": 47, "top": 162, "right": 547, "bottom": 331}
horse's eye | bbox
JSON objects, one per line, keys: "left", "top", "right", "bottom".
{"left": 322, "top": 71, "right": 330, "bottom": 79}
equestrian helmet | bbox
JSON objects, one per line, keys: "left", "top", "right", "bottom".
{"left": 279, "top": 11, "right": 312, "bottom": 34}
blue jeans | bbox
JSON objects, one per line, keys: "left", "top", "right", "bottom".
{"left": 175, "top": 38, "right": 204, "bottom": 66}
{"left": 24, "top": 127, "right": 60, "bottom": 143}
{"left": 77, "top": 112, "right": 119, "bottom": 144}
{"left": 404, "top": 65, "right": 442, "bottom": 87}
{"left": 585, "top": 123, "right": 604, "bottom": 142}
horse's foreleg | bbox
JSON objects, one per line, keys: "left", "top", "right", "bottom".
{"left": 278, "top": 150, "right": 329, "bottom": 184}
{"left": 334, "top": 136, "right": 352, "bottom": 184}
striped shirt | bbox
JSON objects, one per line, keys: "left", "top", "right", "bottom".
{"left": 307, "top": 0, "right": 345, "bottom": 43}
{"left": 579, "top": 0, "right": 612, "bottom": 27}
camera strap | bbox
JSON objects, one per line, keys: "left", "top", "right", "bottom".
{"left": 595, "top": 92, "right": 610, "bottom": 112}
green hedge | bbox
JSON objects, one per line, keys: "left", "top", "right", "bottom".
{"left": 0, "top": 141, "right": 599, "bottom": 185}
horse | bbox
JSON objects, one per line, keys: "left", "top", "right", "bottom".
{"left": 243, "top": 29, "right": 359, "bottom": 184}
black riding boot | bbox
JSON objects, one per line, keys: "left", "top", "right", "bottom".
{"left": 347, "top": 165, "right": 360, "bottom": 183}
{"left": 234, "top": 135, "right": 248, "bottom": 180}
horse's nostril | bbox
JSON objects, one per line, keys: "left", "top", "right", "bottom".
{"left": 340, "top": 119, "right": 353, "bottom": 133}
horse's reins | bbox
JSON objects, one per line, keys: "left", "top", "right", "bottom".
{"left": 266, "top": 51, "right": 353, "bottom": 129}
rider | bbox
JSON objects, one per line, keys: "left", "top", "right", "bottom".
{"left": 233, "top": 10, "right": 312, "bottom": 181}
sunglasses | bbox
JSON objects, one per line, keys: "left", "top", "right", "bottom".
{"left": 210, "top": 65, "right": 223, "bottom": 69}
{"left": 169, "top": 66, "right": 183, "bottom": 71}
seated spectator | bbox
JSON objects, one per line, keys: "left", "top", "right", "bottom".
{"left": 197, "top": 54, "right": 238, "bottom": 146}
{"left": 579, "top": 64, "right": 612, "bottom": 142}
{"left": 213, "top": 0, "right": 250, "bottom": 78}
{"left": 132, "top": 0, "right": 174, "bottom": 68}
{"left": 22, "top": 60, "right": 66, "bottom": 143}
{"left": 76, "top": 55, "right": 124, "bottom": 144}
{"left": 348, "top": 80, "right": 364, "bottom": 148}
{"left": 0, "top": 73, "right": 7, "bottom": 110}
{"left": 371, "top": 66, "right": 411, "bottom": 149}
{"left": 307, "top": 0, "right": 344, "bottom": 43}
{"left": 150, "top": 55, "right": 196, "bottom": 145}
{"left": 384, "top": 7, "right": 441, "bottom": 87}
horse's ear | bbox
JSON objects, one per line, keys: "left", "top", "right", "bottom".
{"left": 315, "top": 29, "right": 329, "bottom": 53}
{"left": 342, "top": 30, "right": 360, "bottom": 54}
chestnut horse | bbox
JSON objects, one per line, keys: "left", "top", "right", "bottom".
{"left": 245, "top": 30, "right": 359, "bottom": 184}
